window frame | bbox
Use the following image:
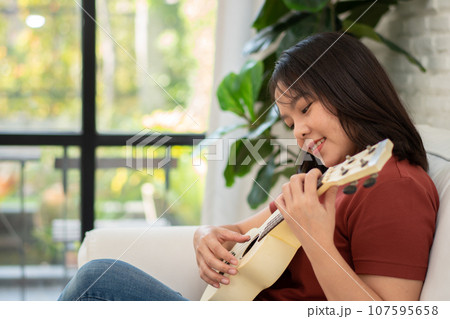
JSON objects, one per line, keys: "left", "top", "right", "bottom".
{"left": 0, "top": 0, "right": 205, "bottom": 240}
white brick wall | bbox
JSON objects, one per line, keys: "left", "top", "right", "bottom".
{"left": 365, "top": 0, "right": 450, "bottom": 129}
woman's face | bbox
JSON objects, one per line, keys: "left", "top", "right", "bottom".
{"left": 275, "top": 85, "right": 357, "bottom": 168}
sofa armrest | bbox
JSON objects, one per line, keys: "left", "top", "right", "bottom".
{"left": 78, "top": 226, "right": 207, "bottom": 300}
{"left": 417, "top": 125, "right": 450, "bottom": 300}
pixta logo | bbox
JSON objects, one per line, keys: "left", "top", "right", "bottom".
{"left": 192, "top": 137, "right": 323, "bottom": 167}
{"left": 126, "top": 129, "right": 172, "bottom": 175}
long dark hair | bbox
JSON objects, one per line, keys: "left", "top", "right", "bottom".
{"left": 269, "top": 32, "right": 428, "bottom": 172}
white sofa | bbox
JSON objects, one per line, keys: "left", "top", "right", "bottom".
{"left": 78, "top": 124, "right": 450, "bottom": 301}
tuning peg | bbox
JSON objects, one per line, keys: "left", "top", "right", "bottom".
{"left": 366, "top": 145, "right": 376, "bottom": 154}
{"left": 360, "top": 158, "right": 368, "bottom": 167}
{"left": 343, "top": 181, "right": 358, "bottom": 195}
{"left": 363, "top": 173, "right": 378, "bottom": 188}
{"left": 346, "top": 155, "right": 355, "bottom": 164}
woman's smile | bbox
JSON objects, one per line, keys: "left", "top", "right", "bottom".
{"left": 308, "top": 137, "right": 326, "bottom": 155}
{"left": 275, "top": 85, "right": 357, "bottom": 167}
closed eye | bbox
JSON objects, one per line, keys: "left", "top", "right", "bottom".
{"left": 301, "top": 102, "right": 313, "bottom": 114}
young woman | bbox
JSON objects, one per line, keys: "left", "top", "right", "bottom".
{"left": 59, "top": 32, "right": 438, "bottom": 301}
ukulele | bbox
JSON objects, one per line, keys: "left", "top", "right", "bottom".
{"left": 201, "top": 138, "right": 394, "bottom": 301}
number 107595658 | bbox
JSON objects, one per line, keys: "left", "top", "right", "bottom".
{"left": 368, "top": 305, "right": 438, "bottom": 316}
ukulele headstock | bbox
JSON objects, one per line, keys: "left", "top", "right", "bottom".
{"left": 317, "top": 139, "right": 394, "bottom": 196}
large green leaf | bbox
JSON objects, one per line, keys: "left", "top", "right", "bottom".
{"left": 344, "top": 2, "right": 391, "bottom": 28}
{"left": 216, "top": 60, "right": 264, "bottom": 120}
{"left": 336, "top": 0, "right": 398, "bottom": 16}
{"left": 224, "top": 139, "right": 242, "bottom": 187}
{"left": 240, "top": 60, "right": 264, "bottom": 121}
{"left": 342, "top": 20, "right": 426, "bottom": 72}
{"left": 216, "top": 73, "right": 246, "bottom": 117}
{"left": 243, "top": 12, "right": 310, "bottom": 55}
{"left": 252, "top": 0, "right": 291, "bottom": 31}
{"left": 283, "top": 0, "right": 330, "bottom": 13}
{"left": 377, "top": 33, "right": 426, "bottom": 72}
{"left": 247, "top": 105, "right": 279, "bottom": 140}
{"left": 276, "top": 10, "right": 333, "bottom": 56}
{"left": 342, "top": 19, "right": 381, "bottom": 41}
{"left": 254, "top": 53, "right": 277, "bottom": 103}
{"left": 336, "top": 0, "right": 369, "bottom": 14}
{"left": 247, "top": 155, "right": 277, "bottom": 208}
{"left": 236, "top": 138, "right": 274, "bottom": 178}
{"left": 224, "top": 138, "right": 274, "bottom": 187}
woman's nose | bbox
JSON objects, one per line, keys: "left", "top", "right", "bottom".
{"left": 293, "top": 122, "right": 310, "bottom": 140}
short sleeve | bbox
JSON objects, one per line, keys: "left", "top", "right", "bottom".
{"left": 269, "top": 201, "right": 277, "bottom": 214}
{"left": 348, "top": 178, "right": 437, "bottom": 281}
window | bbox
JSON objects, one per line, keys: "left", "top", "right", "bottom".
{"left": 0, "top": 1, "right": 81, "bottom": 131}
{"left": 96, "top": 0, "right": 214, "bottom": 133}
{"left": 0, "top": 0, "right": 216, "bottom": 300}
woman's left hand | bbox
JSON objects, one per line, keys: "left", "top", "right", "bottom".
{"left": 274, "top": 168, "right": 338, "bottom": 253}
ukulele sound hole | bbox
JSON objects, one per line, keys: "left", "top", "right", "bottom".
{"left": 242, "top": 236, "right": 259, "bottom": 258}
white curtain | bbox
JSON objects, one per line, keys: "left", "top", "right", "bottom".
{"left": 201, "top": 0, "right": 266, "bottom": 225}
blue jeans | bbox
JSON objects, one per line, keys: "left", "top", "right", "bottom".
{"left": 58, "top": 259, "right": 189, "bottom": 301}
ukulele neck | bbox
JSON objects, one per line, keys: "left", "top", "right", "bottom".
{"left": 258, "top": 175, "right": 325, "bottom": 242}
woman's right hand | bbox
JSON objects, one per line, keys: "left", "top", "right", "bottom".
{"left": 193, "top": 225, "right": 250, "bottom": 288}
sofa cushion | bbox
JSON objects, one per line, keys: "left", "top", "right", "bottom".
{"left": 78, "top": 226, "right": 206, "bottom": 300}
{"left": 416, "top": 125, "right": 450, "bottom": 300}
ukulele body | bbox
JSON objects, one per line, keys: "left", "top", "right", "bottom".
{"left": 200, "top": 218, "right": 301, "bottom": 301}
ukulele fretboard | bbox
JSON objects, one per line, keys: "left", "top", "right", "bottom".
{"left": 257, "top": 175, "right": 325, "bottom": 242}
{"left": 258, "top": 212, "right": 284, "bottom": 242}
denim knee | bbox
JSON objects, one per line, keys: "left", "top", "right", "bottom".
{"left": 58, "top": 259, "right": 117, "bottom": 301}
{"left": 58, "top": 258, "right": 189, "bottom": 301}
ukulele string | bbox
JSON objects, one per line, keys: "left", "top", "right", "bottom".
{"left": 230, "top": 211, "right": 285, "bottom": 259}
{"left": 230, "top": 175, "right": 326, "bottom": 260}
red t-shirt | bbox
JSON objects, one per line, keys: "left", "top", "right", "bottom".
{"left": 255, "top": 157, "right": 439, "bottom": 301}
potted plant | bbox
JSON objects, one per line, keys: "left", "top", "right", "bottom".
{"left": 213, "top": 0, "right": 424, "bottom": 209}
